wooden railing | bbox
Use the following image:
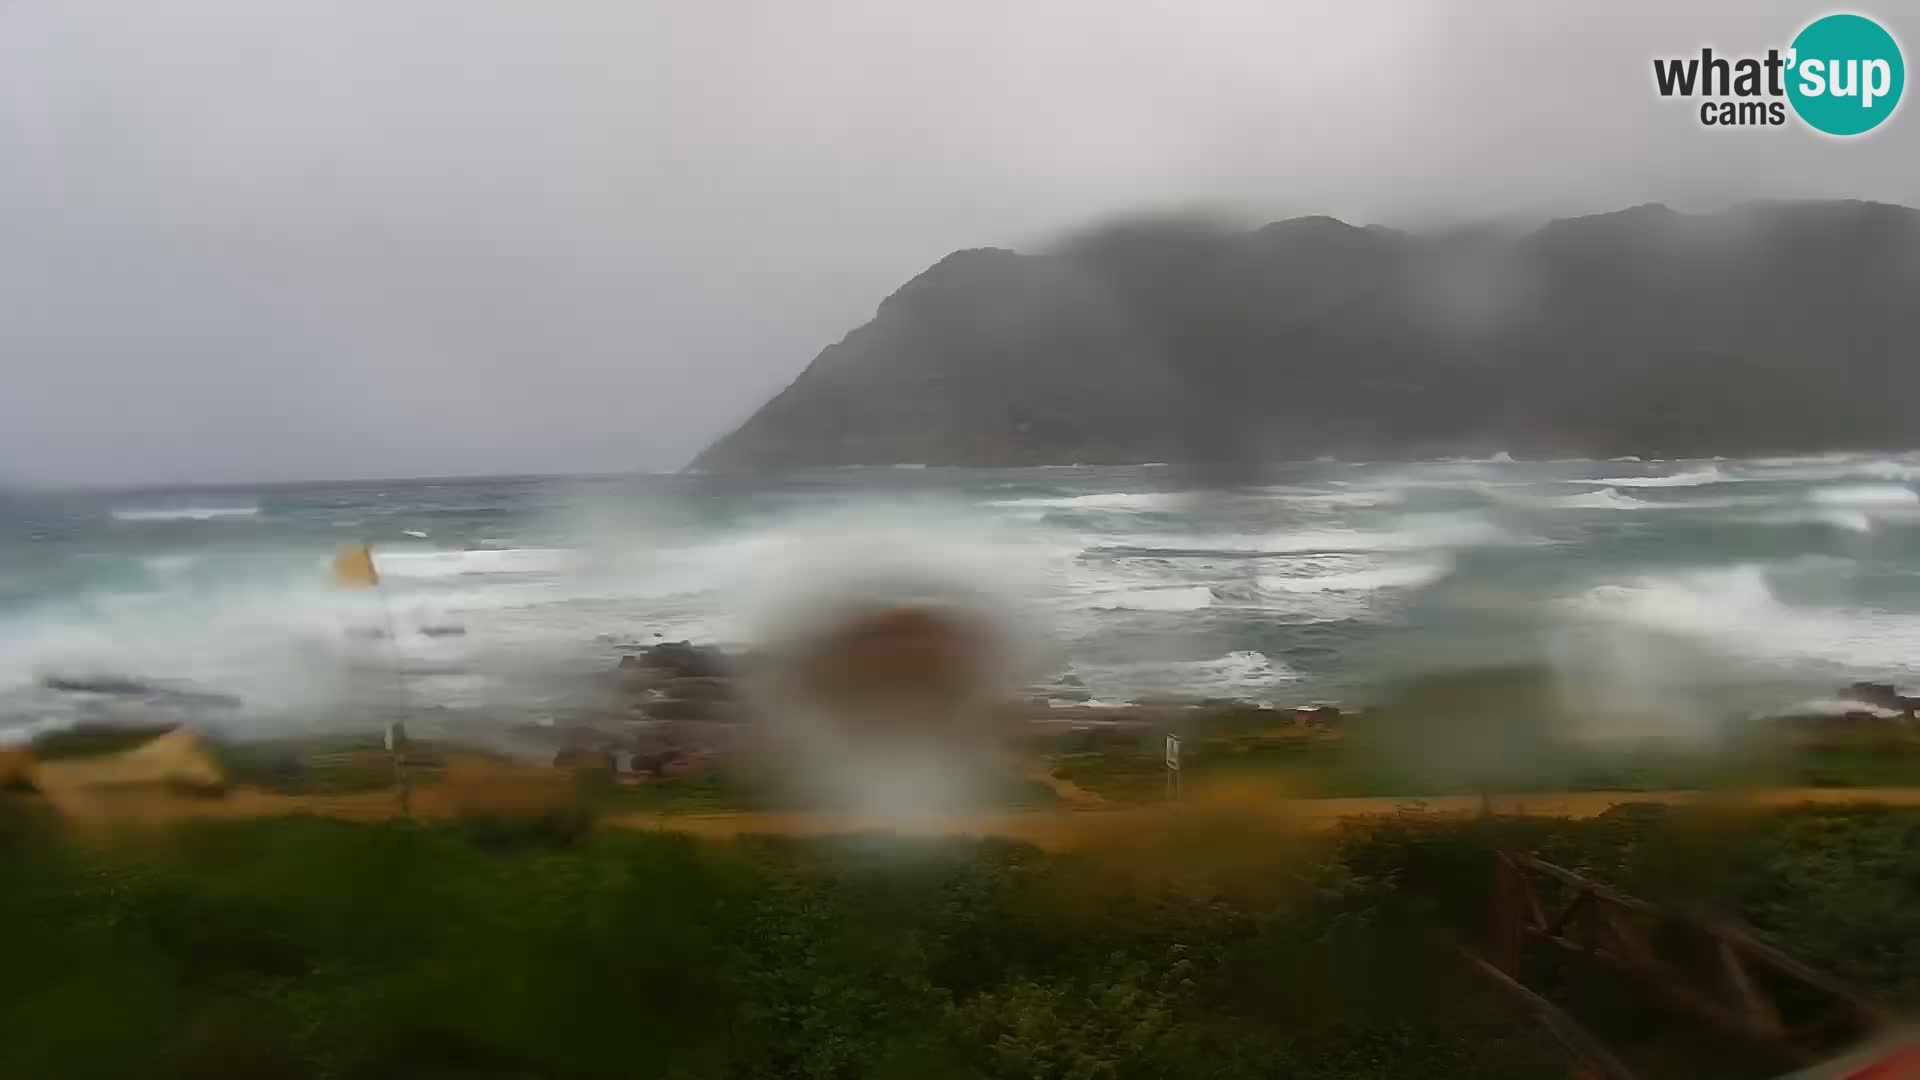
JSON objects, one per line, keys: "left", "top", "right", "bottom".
{"left": 1467, "top": 851, "right": 1891, "bottom": 1079}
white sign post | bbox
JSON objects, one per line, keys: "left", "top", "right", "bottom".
{"left": 1164, "top": 733, "right": 1181, "bottom": 801}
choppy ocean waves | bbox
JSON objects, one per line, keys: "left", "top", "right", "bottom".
{"left": 1563, "top": 561, "right": 1920, "bottom": 672}
{"left": 11, "top": 454, "right": 1920, "bottom": 742}
{"left": 1087, "top": 513, "right": 1511, "bottom": 556}
{"left": 368, "top": 546, "right": 580, "bottom": 579}
{"left": 1065, "top": 650, "right": 1295, "bottom": 703}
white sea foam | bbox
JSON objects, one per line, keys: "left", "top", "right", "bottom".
{"left": 1778, "top": 698, "right": 1905, "bottom": 720}
{"left": 992, "top": 491, "right": 1183, "bottom": 511}
{"left": 1551, "top": 487, "right": 1654, "bottom": 510}
{"left": 1097, "top": 513, "right": 1509, "bottom": 556}
{"left": 1808, "top": 483, "right": 1919, "bottom": 508}
{"left": 1744, "top": 452, "right": 1856, "bottom": 468}
{"left": 141, "top": 554, "right": 200, "bottom": 575}
{"left": 1007, "top": 486, "right": 1405, "bottom": 512}
{"left": 1591, "top": 466, "right": 1727, "bottom": 488}
{"left": 1074, "top": 650, "right": 1294, "bottom": 702}
{"left": 111, "top": 505, "right": 260, "bottom": 522}
{"left": 1736, "top": 454, "right": 1920, "bottom": 482}
{"left": 1754, "top": 492, "right": 1920, "bottom": 532}
{"left": 1264, "top": 486, "right": 1405, "bottom": 508}
{"left": 1565, "top": 563, "right": 1920, "bottom": 672}
{"left": 1073, "top": 585, "right": 1216, "bottom": 612}
{"left": 0, "top": 578, "right": 402, "bottom": 731}
{"left": 1806, "top": 509, "right": 1877, "bottom": 533}
{"left": 1256, "top": 559, "right": 1451, "bottom": 593}
{"left": 371, "top": 547, "right": 579, "bottom": 579}
{"left": 1856, "top": 460, "right": 1920, "bottom": 481}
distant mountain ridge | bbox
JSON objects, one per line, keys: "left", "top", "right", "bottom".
{"left": 692, "top": 200, "right": 1920, "bottom": 470}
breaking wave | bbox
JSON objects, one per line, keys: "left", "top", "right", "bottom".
{"left": 1778, "top": 698, "right": 1906, "bottom": 720}
{"left": 1738, "top": 455, "right": 1920, "bottom": 482}
{"left": 1256, "top": 559, "right": 1452, "bottom": 593}
{"left": 1551, "top": 487, "right": 1655, "bottom": 510}
{"left": 370, "top": 547, "right": 580, "bottom": 580}
{"left": 111, "top": 505, "right": 260, "bottom": 522}
{"left": 1094, "top": 513, "right": 1508, "bottom": 556}
{"left": 1798, "top": 509, "right": 1877, "bottom": 534}
{"left": 1264, "top": 486, "right": 1406, "bottom": 508}
{"left": 1073, "top": 585, "right": 1217, "bottom": 612}
{"left": 1807, "top": 483, "right": 1919, "bottom": 508}
{"left": 1590, "top": 466, "right": 1728, "bottom": 488}
{"left": 992, "top": 491, "right": 1183, "bottom": 512}
{"left": 1564, "top": 563, "right": 1920, "bottom": 672}
{"left": 1073, "top": 650, "right": 1294, "bottom": 702}
{"left": 141, "top": 554, "right": 200, "bottom": 575}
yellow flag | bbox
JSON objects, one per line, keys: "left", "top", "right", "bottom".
{"left": 333, "top": 544, "right": 380, "bottom": 588}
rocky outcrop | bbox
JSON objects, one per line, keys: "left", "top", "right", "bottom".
{"left": 1768, "top": 683, "right": 1920, "bottom": 729}
{"left": 618, "top": 640, "right": 731, "bottom": 680}
{"left": 1838, "top": 681, "right": 1920, "bottom": 718}
{"left": 40, "top": 674, "right": 240, "bottom": 709}
{"left": 693, "top": 200, "right": 1920, "bottom": 469}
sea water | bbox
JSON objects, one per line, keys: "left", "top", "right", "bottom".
{"left": 6, "top": 453, "right": 1920, "bottom": 744}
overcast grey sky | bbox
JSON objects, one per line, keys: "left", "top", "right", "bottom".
{"left": 3, "top": 0, "right": 1915, "bottom": 485}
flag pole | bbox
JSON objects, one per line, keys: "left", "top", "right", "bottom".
{"left": 377, "top": 585, "right": 411, "bottom": 817}
{"left": 335, "top": 543, "right": 410, "bottom": 815}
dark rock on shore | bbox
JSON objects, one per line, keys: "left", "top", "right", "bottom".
{"left": 1839, "top": 681, "right": 1920, "bottom": 718}
{"left": 619, "top": 640, "right": 730, "bottom": 680}
{"left": 609, "top": 642, "right": 743, "bottom": 723}
{"left": 1294, "top": 704, "right": 1342, "bottom": 728}
{"left": 40, "top": 675, "right": 241, "bottom": 710}
{"left": 656, "top": 676, "right": 733, "bottom": 701}
{"left": 1767, "top": 683, "right": 1920, "bottom": 729}
{"left": 643, "top": 696, "right": 738, "bottom": 723}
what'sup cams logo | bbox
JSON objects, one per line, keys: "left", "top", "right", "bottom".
{"left": 1653, "top": 13, "right": 1904, "bottom": 135}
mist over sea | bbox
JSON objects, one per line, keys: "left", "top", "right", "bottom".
{"left": 6, "top": 453, "right": 1920, "bottom": 745}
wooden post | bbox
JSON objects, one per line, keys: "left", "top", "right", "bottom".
{"left": 386, "top": 719, "right": 411, "bottom": 816}
{"left": 1489, "top": 852, "right": 1525, "bottom": 975}
{"left": 1164, "top": 733, "right": 1181, "bottom": 801}
{"left": 1461, "top": 948, "right": 1638, "bottom": 1080}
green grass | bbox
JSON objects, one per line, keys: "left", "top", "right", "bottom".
{"left": 584, "top": 761, "right": 1063, "bottom": 816}
{"left": 211, "top": 735, "right": 453, "bottom": 796}
{"left": 3, "top": 796, "right": 1917, "bottom": 1079}
{"left": 30, "top": 723, "right": 179, "bottom": 760}
{"left": 578, "top": 766, "right": 763, "bottom": 814}
{"left": 1048, "top": 723, "right": 1920, "bottom": 804}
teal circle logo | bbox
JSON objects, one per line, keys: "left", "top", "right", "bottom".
{"left": 1787, "top": 13, "right": 1904, "bottom": 136}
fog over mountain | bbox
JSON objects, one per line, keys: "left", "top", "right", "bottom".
{"left": 5, "top": 2, "right": 1920, "bottom": 484}
{"left": 696, "top": 200, "right": 1920, "bottom": 469}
